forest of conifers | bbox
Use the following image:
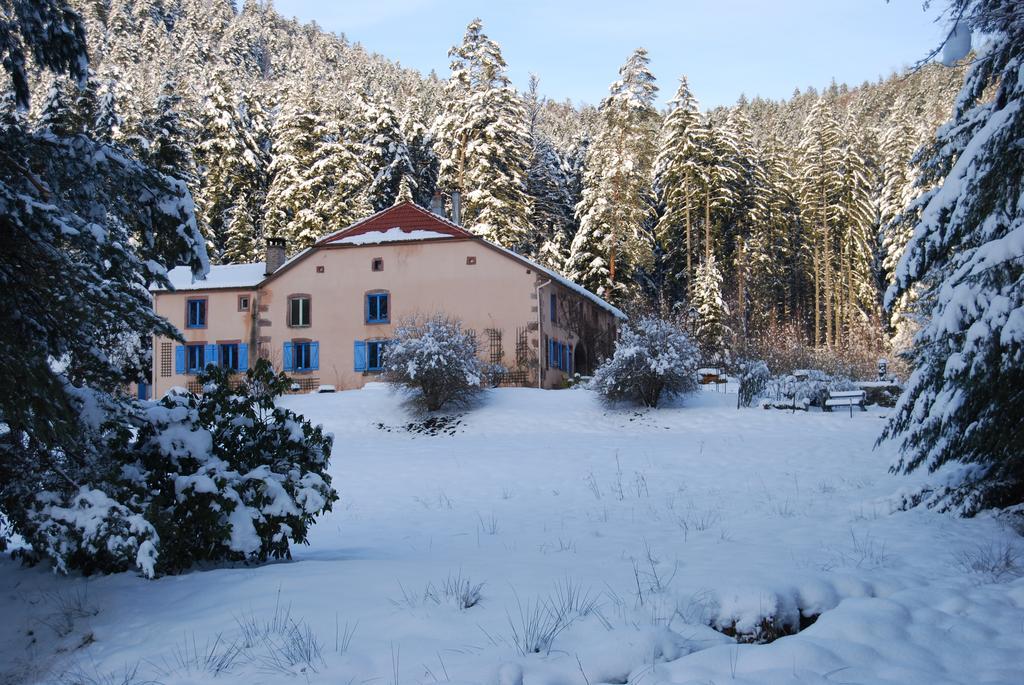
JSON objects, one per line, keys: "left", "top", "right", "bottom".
{"left": 24, "top": 1, "right": 965, "bottom": 365}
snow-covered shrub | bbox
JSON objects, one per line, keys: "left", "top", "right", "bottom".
{"left": 27, "top": 488, "right": 159, "bottom": 578}
{"left": 764, "top": 370, "right": 856, "bottom": 409}
{"left": 120, "top": 360, "right": 337, "bottom": 574}
{"left": 12, "top": 360, "right": 337, "bottom": 577}
{"left": 736, "top": 359, "right": 771, "bottom": 408}
{"left": 382, "top": 315, "right": 485, "bottom": 411}
{"left": 591, "top": 316, "right": 698, "bottom": 407}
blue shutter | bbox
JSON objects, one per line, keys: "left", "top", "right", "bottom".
{"left": 311, "top": 342, "right": 319, "bottom": 370}
{"left": 364, "top": 294, "right": 371, "bottom": 323}
{"left": 206, "top": 344, "right": 218, "bottom": 368}
{"left": 175, "top": 345, "right": 185, "bottom": 374}
{"left": 238, "top": 343, "right": 249, "bottom": 371}
{"left": 354, "top": 340, "right": 367, "bottom": 371}
{"left": 283, "top": 342, "right": 294, "bottom": 371}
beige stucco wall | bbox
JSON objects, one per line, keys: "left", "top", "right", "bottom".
{"left": 152, "top": 287, "right": 256, "bottom": 394}
{"left": 262, "top": 239, "right": 531, "bottom": 389}
{"left": 151, "top": 238, "right": 618, "bottom": 397}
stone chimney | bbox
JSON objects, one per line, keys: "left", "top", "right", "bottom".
{"left": 451, "top": 190, "right": 462, "bottom": 225}
{"left": 265, "top": 237, "right": 286, "bottom": 275}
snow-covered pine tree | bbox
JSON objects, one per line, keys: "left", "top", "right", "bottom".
{"left": 719, "top": 104, "right": 767, "bottom": 343}
{"left": 571, "top": 49, "right": 659, "bottom": 301}
{"left": 195, "top": 69, "right": 270, "bottom": 262}
{"left": 745, "top": 131, "right": 799, "bottom": 337}
{"left": 0, "top": 0, "right": 208, "bottom": 565}
{"left": 879, "top": 98, "right": 922, "bottom": 281}
{"left": 403, "top": 113, "right": 440, "bottom": 208}
{"left": 696, "top": 114, "right": 740, "bottom": 265}
{"left": 522, "top": 75, "right": 575, "bottom": 267}
{"left": 834, "top": 116, "right": 880, "bottom": 348}
{"left": 363, "top": 98, "right": 415, "bottom": 211}
{"left": 692, "top": 254, "right": 732, "bottom": 358}
{"left": 434, "top": 19, "right": 531, "bottom": 246}
{"left": 139, "top": 76, "right": 199, "bottom": 185}
{"left": 265, "top": 89, "right": 370, "bottom": 247}
{"left": 879, "top": 98, "right": 929, "bottom": 345}
{"left": 882, "top": 0, "right": 1024, "bottom": 514}
{"left": 653, "top": 77, "right": 709, "bottom": 303}
{"left": 797, "top": 96, "right": 844, "bottom": 347}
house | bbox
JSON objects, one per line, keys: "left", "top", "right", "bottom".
{"left": 149, "top": 201, "right": 625, "bottom": 397}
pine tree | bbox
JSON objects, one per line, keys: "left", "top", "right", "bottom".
{"left": 363, "top": 99, "right": 414, "bottom": 211}
{"left": 692, "top": 255, "right": 732, "bottom": 358}
{"left": 653, "top": 77, "right": 709, "bottom": 302}
{"left": 881, "top": 0, "right": 1024, "bottom": 514}
{"left": 797, "top": 96, "right": 844, "bottom": 347}
{"left": 265, "top": 89, "right": 370, "bottom": 247}
{"left": 434, "top": 19, "right": 531, "bottom": 245}
{"left": 834, "top": 118, "right": 879, "bottom": 348}
{"left": 403, "top": 114, "right": 439, "bottom": 208}
{"left": 746, "top": 131, "right": 798, "bottom": 335}
{"left": 0, "top": 0, "right": 208, "bottom": 558}
{"left": 143, "top": 76, "right": 198, "bottom": 184}
{"left": 195, "top": 70, "right": 269, "bottom": 262}
{"left": 571, "top": 48, "right": 659, "bottom": 300}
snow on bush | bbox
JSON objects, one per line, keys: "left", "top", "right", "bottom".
{"left": 382, "top": 315, "right": 485, "bottom": 411}
{"left": 763, "top": 370, "right": 856, "bottom": 410}
{"left": 591, "top": 316, "right": 698, "bottom": 407}
{"left": 736, "top": 359, "right": 771, "bottom": 408}
{"left": 14, "top": 359, "right": 338, "bottom": 577}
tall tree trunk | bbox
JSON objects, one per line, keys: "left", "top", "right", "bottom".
{"left": 822, "top": 183, "right": 832, "bottom": 348}
{"left": 737, "top": 238, "right": 746, "bottom": 345}
{"left": 685, "top": 177, "right": 692, "bottom": 297}
{"left": 813, "top": 243, "right": 821, "bottom": 346}
{"left": 704, "top": 182, "right": 711, "bottom": 261}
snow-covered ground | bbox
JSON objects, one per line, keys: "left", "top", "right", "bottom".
{"left": 2, "top": 386, "right": 1022, "bottom": 685}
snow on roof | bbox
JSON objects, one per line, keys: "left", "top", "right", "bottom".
{"left": 318, "top": 202, "right": 473, "bottom": 245}
{"left": 155, "top": 261, "right": 267, "bottom": 291}
{"left": 336, "top": 227, "right": 456, "bottom": 245}
{"left": 484, "top": 242, "right": 627, "bottom": 319}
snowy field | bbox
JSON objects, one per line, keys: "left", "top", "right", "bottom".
{"left": 2, "top": 385, "right": 1022, "bottom": 685}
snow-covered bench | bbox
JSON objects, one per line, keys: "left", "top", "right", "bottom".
{"left": 824, "top": 389, "right": 866, "bottom": 416}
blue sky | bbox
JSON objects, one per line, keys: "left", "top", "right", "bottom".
{"left": 273, "top": 1, "right": 951, "bottom": 109}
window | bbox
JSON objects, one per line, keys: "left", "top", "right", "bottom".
{"left": 466, "top": 256, "right": 477, "bottom": 265}
{"left": 372, "top": 257, "right": 384, "bottom": 272}
{"left": 186, "top": 343, "right": 205, "bottom": 373}
{"left": 284, "top": 340, "right": 319, "bottom": 372}
{"left": 220, "top": 343, "right": 239, "bottom": 371}
{"left": 354, "top": 340, "right": 387, "bottom": 372}
{"left": 288, "top": 296, "right": 311, "bottom": 327}
{"left": 550, "top": 293, "right": 557, "bottom": 323}
{"left": 186, "top": 298, "right": 207, "bottom": 328}
{"left": 366, "top": 292, "right": 389, "bottom": 323}
{"left": 238, "top": 295, "right": 250, "bottom": 311}
{"left": 368, "top": 340, "right": 386, "bottom": 371}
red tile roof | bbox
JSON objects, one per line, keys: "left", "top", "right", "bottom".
{"left": 317, "top": 202, "right": 475, "bottom": 244}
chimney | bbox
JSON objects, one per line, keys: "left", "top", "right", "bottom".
{"left": 451, "top": 190, "right": 461, "bottom": 225}
{"left": 429, "top": 191, "right": 445, "bottom": 216}
{"left": 265, "top": 237, "right": 286, "bottom": 275}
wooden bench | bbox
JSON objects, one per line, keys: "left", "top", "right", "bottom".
{"left": 824, "top": 389, "right": 867, "bottom": 416}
